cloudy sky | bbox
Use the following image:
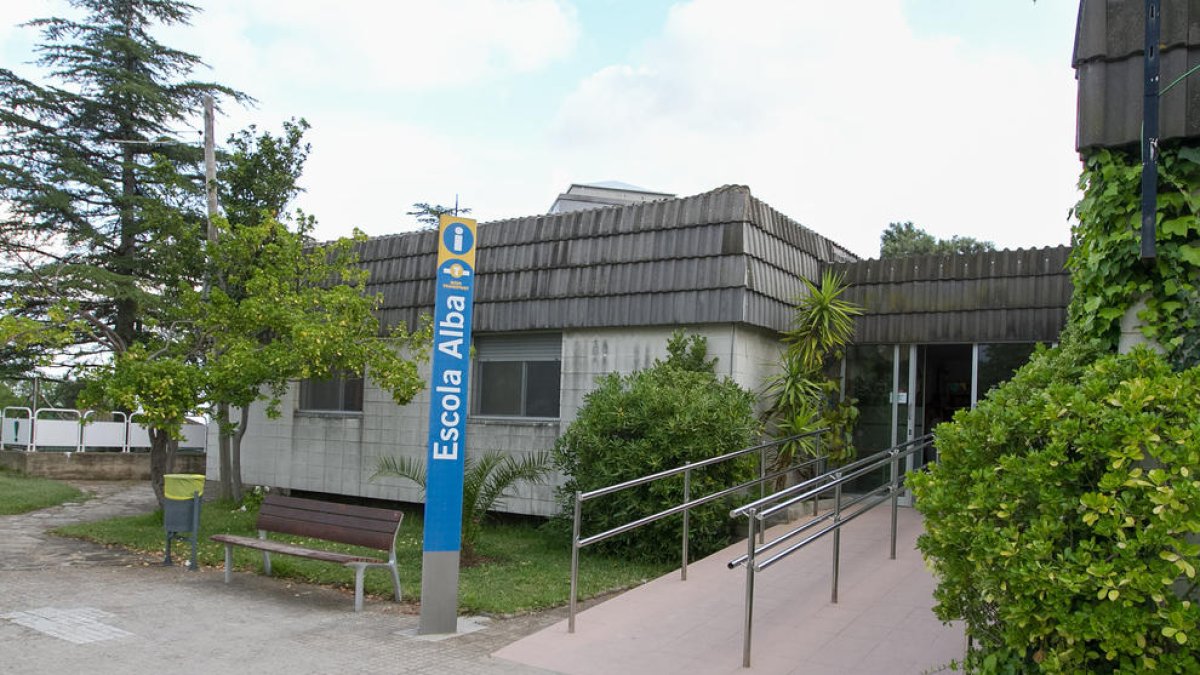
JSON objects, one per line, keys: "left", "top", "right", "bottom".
{"left": 1, "top": 0, "right": 1082, "bottom": 258}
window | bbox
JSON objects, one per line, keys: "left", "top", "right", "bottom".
{"left": 976, "top": 343, "right": 1038, "bottom": 398}
{"left": 299, "top": 374, "right": 364, "bottom": 412}
{"left": 473, "top": 334, "right": 561, "bottom": 418}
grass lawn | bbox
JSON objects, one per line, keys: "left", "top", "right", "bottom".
{"left": 55, "top": 501, "right": 673, "bottom": 615}
{"left": 0, "top": 470, "right": 88, "bottom": 515}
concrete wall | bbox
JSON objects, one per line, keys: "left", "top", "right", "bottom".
{"left": 1, "top": 450, "right": 204, "bottom": 481}
{"left": 216, "top": 324, "right": 784, "bottom": 517}
{"left": 559, "top": 324, "right": 781, "bottom": 426}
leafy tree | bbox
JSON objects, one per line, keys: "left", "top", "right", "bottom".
{"left": 206, "top": 119, "right": 312, "bottom": 501}
{"left": 219, "top": 118, "right": 311, "bottom": 229}
{"left": 763, "top": 271, "right": 861, "bottom": 465}
{"left": 879, "top": 221, "right": 995, "bottom": 259}
{"left": 372, "top": 450, "right": 552, "bottom": 562}
{"left": 553, "top": 331, "right": 759, "bottom": 562}
{"left": 407, "top": 202, "right": 471, "bottom": 229}
{"left": 82, "top": 215, "right": 431, "bottom": 503}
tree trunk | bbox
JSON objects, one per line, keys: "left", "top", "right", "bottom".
{"left": 148, "top": 427, "right": 170, "bottom": 506}
{"left": 230, "top": 403, "right": 250, "bottom": 503}
{"left": 216, "top": 402, "right": 233, "bottom": 501}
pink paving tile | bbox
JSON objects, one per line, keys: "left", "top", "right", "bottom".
{"left": 493, "top": 508, "right": 964, "bottom": 675}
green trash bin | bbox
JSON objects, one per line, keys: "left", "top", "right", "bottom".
{"left": 163, "top": 474, "right": 205, "bottom": 570}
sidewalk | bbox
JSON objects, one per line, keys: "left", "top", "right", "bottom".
{"left": 1, "top": 481, "right": 964, "bottom": 674}
{"left": 0, "top": 481, "right": 558, "bottom": 675}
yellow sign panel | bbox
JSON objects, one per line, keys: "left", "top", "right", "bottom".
{"left": 437, "top": 215, "right": 477, "bottom": 269}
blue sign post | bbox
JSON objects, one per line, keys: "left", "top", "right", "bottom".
{"left": 419, "top": 214, "right": 478, "bottom": 634}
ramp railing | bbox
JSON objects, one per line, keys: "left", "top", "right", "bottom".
{"left": 727, "top": 434, "right": 934, "bottom": 668}
{"left": 568, "top": 429, "right": 830, "bottom": 633}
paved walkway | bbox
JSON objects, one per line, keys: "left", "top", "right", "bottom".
{"left": 0, "top": 481, "right": 157, "bottom": 570}
{"left": 0, "top": 481, "right": 558, "bottom": 674}
{"left": 494, "top": 507, "right": 965, "bottom": 675}
{"left": 1, "top": 482, "right": 964, "bottom": 674}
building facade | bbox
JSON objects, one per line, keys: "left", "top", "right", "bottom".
{"left": 211, "top": 185, "right": 859, "bottom": 515}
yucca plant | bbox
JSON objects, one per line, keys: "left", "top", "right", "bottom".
{"left": 763, "top": 270, "right": 862, "bottom": 468}
{"left": 372, "top": 450, "right": 552, "bottom": 561}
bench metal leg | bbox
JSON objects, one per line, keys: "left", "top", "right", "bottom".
{"left": 353, "top": 565, "right": 366, "bottom": 612}
{"left": 389, "top": 563, "right": 402, "bottom": 603}
{"left": 223, "top": 544, "right": 232, "bottom": 583}
{"left": 263, "top": 551, "right": 271, "bottom": 576}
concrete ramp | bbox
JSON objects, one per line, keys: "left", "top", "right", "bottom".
{"left": 494, "top": 507, "right": 965, "bottom": 675}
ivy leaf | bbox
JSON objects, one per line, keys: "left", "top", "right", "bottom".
{"left": 1178, "top": 244, "right": 1200, "bottom": 266}
{"left": 1176, "top": 146, "right": 1200, "bottom": 166}
{"left": 1160, "top": 216, "right": 1195, "bottom": 237}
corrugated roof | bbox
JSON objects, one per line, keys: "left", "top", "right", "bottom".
{"left": 363, "top": 185, "right": 851, "bottom": 334}
{"left": 1074, "top": 0, "right": 1200, "bottom": 150}
{"left": 829, "top": 246, "right": 1073, "bottom": 345}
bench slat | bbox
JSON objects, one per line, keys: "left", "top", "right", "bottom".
{"left": 259, "top": 503, "right": 400, "bottom": 535}
{"left": 210, "top": 534, "right": 379, "bottom": 564}
{"left": 265, "top": 494, "right": 403, "bottom": 524}
{"left": 255, "top": 494, "right": 403, "bottom": 551}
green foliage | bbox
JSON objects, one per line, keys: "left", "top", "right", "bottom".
{"left": 1070, "top": 147, "right": 1200, "bottom": 356}
{"left": 764, "top": 271, "right": 862, "bottom": 463}
{"left": 911, "top": 337, "right": 1200, "bottom": 673}
{"left": 407, "top": 202, "right": 472, "bottom": 229}
{"left": 880, "top": 221, "right": 996, "bottom": 259}
{"left": 657, "top": 329, "right": 717, "bottom": 373}
{"left": 0, "top": 0, "right": 245, "bottom": 364}
{"left": 372, "top": 450, "right": 552, "bottom": 561}
{"left": 218, "top": 118, "right": 311, "bottom": 229}
{"left": 553, "top": 333, "right": 759, "bottom": 563}
{"left": 0, "top": 471, "right": 87, "bottom": 515}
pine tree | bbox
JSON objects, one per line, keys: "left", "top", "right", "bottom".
{"left": 0, "top": 0, "right": 245, "bottom": 503}
{"left": 0, "top": 0, "right": 245, "bottom": 370}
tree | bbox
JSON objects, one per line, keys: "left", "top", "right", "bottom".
{"left": 0, "top": 0, "right": 244, "bottom": 497}
{"left": 84, "top": 217, "right": 432, "bottom": 503}
{"left": 207, "top": 118, "right": 311, "bottom": 501}
{"left": 762, "top": 270, "right": 862, "bottom": 465}
{"left": 407, "top": 202, "right": 471, "bottom": 229}
{"left": 372, "top": 450, "right": 551, "bottom": 562}
{"left": 879, "top": 221, "right": 995, "bottom": 258}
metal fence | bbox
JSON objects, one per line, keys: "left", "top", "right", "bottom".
{"left": 1, "top": 406, "right": 207, "bottom": 453}
{"left": 727, "top": 434, "right": 934, "bottom": 668}
{"left": 567, "top": 429, "right": 830, "bottom": 633}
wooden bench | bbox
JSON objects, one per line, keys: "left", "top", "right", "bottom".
{"left": 210, "top": 493, "right": 404, "bottom": 612}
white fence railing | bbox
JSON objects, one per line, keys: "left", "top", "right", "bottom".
{"left": 0, "top": 406, "right": 207, "bottom": 453}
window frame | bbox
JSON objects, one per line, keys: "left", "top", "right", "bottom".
{"left": 471, "top": 334, "right": 562, "bottom": 420}
{"left": 297, "top": 372, "right": 365, "bottom": 414}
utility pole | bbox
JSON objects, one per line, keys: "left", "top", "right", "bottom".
{"left": 1141, "top": 0, "right": 1161, "bottom": 261}
{"left": 204, "top": 94, "right": 219, "bottom": 246}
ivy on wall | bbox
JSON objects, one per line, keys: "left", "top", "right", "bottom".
{"left": 1070, "top": 146, "right": 1200, "bottom": 360}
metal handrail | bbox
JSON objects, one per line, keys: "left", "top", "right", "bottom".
{"left": 730, "top": 434, "right": 934, "bottom": 668}
{"left": 568, "top": 428, "right": 830, "bottom": 633}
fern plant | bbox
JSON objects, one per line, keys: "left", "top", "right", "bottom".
{"left": 372, "top": 450, "right": 552, "bottom": 560}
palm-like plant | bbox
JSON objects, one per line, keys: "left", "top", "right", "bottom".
{"left": 372, "top": 450, "right": 552, "bottom": 561}
{"left": 764, "top": 270, "right": 862, "bottom": 467}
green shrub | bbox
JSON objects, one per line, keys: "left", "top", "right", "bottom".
{"left": 553, "top": 332, "right": 759, "bottom": 563}
{"left": 911, "top": 338, "right": 1200, "bottom": 673}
